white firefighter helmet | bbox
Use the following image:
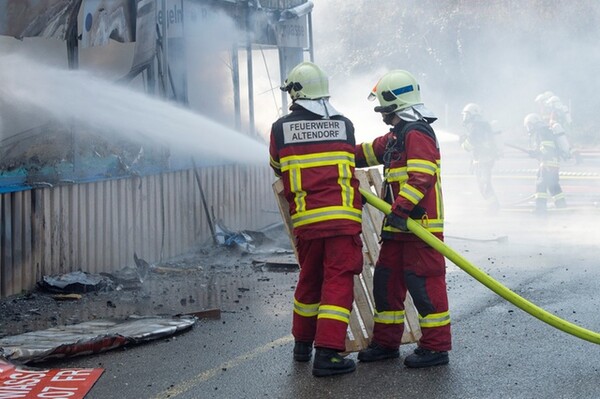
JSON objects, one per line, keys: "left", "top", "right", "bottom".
{"left": 546, "top": 95, "right": 564, "bottom": 109}
{"left": 280, "top": 61, "right": 329, "bottom": 101}
{"left": 368, "top": 70, "right": 422, "bottom": 114}
{"left": 461, "top": 103, "right": 482, "bottom": 123}
{"left": 534, "top": 91, "right": 554, "bottom": 104}
{"left": 524, "top": 113, "right": 544, "bottom": 132}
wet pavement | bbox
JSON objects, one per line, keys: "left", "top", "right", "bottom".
{"left": 46, "top": 216, "right": 600, "bottom": 399}
{"left": 3, "top": 140, "right": 600, "bottom": 398}
{"left": 29, "top": 198, "right": 599, "bottom": 399}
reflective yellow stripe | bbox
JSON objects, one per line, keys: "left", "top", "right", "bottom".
{"left": 419, "top": 311, "right": 450, "bottom": 328}
{"left": 407, "top": 158, "right": 437, "bottom": 175}
{"left": 289, "top": 168, "right": 307, "bottom": 212}
{"left": 270, "top": 155, "right": 280, "bottom": 170}
{"left": 541, "top": 161, "right": 560, "bottom": 168}
{"left": 437, "top": 163, "right": 443, "bottom": 216}
{"left": 362, "top": 143, "right": 379, "bottom": 166}
{"left": 400, "top": 183, "right": 424, "bottom": 205}
{"left": 338, "top": 163, "right": 355, "bottom": 208}
{"left": 291, "top": 206, "right": 362, "bottom": 227}
{"left": 540, "top": 140, "right": 556, "bottom": 148}
{"left": 294, "top": 298, "right": 319, "bottom": 317}
{"left": 386, "top": 167, "right": 408, "bottom": 183}
{"left": 280, "top": 151, "right": 355, "bottom": 171}
{"left": 553, "top": 192, "right": 566, "bottom": 201}
{"left": 373, "top": 310, "right": 405, "bottom": 325}
{"left": 318, "top": 304, "right": 351, "bottom": 323}
{"left": 535, "top": 192, "right": 550, "bottom": 199}
{"left": 383, "top": 218, "right": 443, "bottom": 233}
{"left": 282, "top": 151, "right": 357, "bottom": 219}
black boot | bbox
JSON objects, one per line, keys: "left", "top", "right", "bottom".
{"left": 403, "top": 347, "right": 449, "bottom": 368}
{"left": 357, "top": 341, "right": 399, "bottom": 362}
{"left": 293, "top": 341, "right": 313, "bottom": 362}
{"left": 312, "top": 348, "right": 356, "bottom": 377}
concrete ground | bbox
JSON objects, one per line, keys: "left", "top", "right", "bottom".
{"left": 53, "top": 139, "right": 600, "bottom": 399}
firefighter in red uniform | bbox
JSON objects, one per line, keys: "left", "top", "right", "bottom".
{"left": 269, "top": 61, "right": 363, "bottom": 377}
{"left": 355, "top": 70, "right": 451, "bottom": 368}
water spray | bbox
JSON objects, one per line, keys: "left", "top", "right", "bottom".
{"left": 359, "top": 187, "right": 600, "bottom": 345}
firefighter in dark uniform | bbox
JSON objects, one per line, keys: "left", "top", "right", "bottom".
{"left": 269, "top": 61, "right": 363, "bottom": 377}
{"left": 524, "top": 113, "right": 568, "bottom": 213}
{"left": 460, "top": 103, "right": 501, "bottom": 211}
{"left": 355, "top": 70, "right": 451, "bottom": 368}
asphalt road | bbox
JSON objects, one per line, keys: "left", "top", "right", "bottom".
{"left": 48, "top": 139, "right": 600, "bottom": 399}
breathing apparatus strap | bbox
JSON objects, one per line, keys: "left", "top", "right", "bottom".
{"left": 381, "top": 121, "right": 438, "bottom": 205}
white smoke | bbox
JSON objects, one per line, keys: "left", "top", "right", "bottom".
{"left": 0, "top": 53, "right": 267, "bottom": 165}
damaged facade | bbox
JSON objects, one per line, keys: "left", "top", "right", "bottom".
{"left": 0, "top": 0, "right": 314, "bottom": 297}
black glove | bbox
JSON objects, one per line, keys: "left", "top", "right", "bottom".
{"left": 385, "top": 212, "right": 408, "bottom": 231}
{"left": 361, "top": 194, "right": 367, "bottom": 205}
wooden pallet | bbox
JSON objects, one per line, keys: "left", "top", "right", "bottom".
{"left": 272, "top": 168, "right": 421, "bottom": 352}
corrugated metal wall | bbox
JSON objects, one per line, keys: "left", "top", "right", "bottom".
{"left": 0, "top": 164, "right": 279, "bottom": 298}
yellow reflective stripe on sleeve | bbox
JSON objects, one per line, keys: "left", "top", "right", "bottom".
{"left": 294, "top": 298, "right": 320, "bottom": 317}
{"left": 317, "top": 304, "right": 351, "bottom": 324}
{"left": 419, "top": 311, "right": 450, "bottom": 328}
{"left": 386, "top": 167, "right": 408, "bottom": 183}
{"left": 373, "top": 310, "right": 405, "bottom": 325}
{"left": 407, "top": 159, "right": 437, "bottom": 175}
{"left": 270, "top": 155, "right": 281, "bottom": 170}
{"left": 362, "top": 142, "right": 379, "bottom": 166}
{"left": 338, "top": 163, "right": 355, "bottom": 208}
{"left": 400, "top": 183, "right": 424, "bottom": 205}
{"left": 291, "top": 206, "right": 362, "bottom": 227}
{"left": 289, "top": 168, "right": 307, "bottom": 212}
{"left": 280, "top": 151, "right": 355, "bottom": 171}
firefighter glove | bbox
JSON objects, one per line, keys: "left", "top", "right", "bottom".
{"left": 385, "top": 212, "right": 408, "bottom": 231}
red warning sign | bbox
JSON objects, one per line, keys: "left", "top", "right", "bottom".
{"left": 0, "top": 359, "right": 103, "bottom": 399}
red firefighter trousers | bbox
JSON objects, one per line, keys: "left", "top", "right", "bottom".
{"left": 372, "top": 239, "right": 452, "bottom": 352}
{"left": 292, "top": 234, "right": 363, "bottom": 352}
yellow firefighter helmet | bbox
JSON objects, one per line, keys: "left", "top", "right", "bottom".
{"left": 368, "top": 70, "right": 422, "bottom": 114}
{"left": 280, "top": 61, "right": 329, "bottom": 101}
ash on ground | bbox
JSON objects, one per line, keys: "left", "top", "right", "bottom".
{"left": 0, "top": 225, "right": 295, "bottom": 339}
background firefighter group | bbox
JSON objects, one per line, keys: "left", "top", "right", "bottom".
{"left": 459, "top": 91, "right": 573, "bottom": 213}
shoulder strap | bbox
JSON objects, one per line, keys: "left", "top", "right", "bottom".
{"left": 389, "top": 121, "right": 438, "bottom": 154}
{"left": 402, "top": 121, "right": 438, "bottom": 147}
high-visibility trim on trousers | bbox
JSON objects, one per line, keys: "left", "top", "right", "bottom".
{"left": 374, "top": 310, "right": 405, "bottom": 325}
{"left": 419, "top": 310, "right": 451, "bottom": 328}
{"left": 294, "top": 298, "right": 319, "bottom": 318}
{"left": 317, "top": 304, "right": 351, "bottom": 324}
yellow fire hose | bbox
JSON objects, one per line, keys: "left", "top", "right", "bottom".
{"left": 359, "top": 188, "right": 600, "bottom": 345}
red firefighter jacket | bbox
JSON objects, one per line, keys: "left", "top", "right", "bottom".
{"left": 355, "top": 120, "right": 444, "bottom": 241}
{"left": 269, "top": 104, "right": 362, "bottom": 240}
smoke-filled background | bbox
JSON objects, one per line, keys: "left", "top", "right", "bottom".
{"left": 1, "top": 1, "right": 600, "bottom": 173}
{"left": 310, "top": 0, "right": 600, "bottom": 144}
